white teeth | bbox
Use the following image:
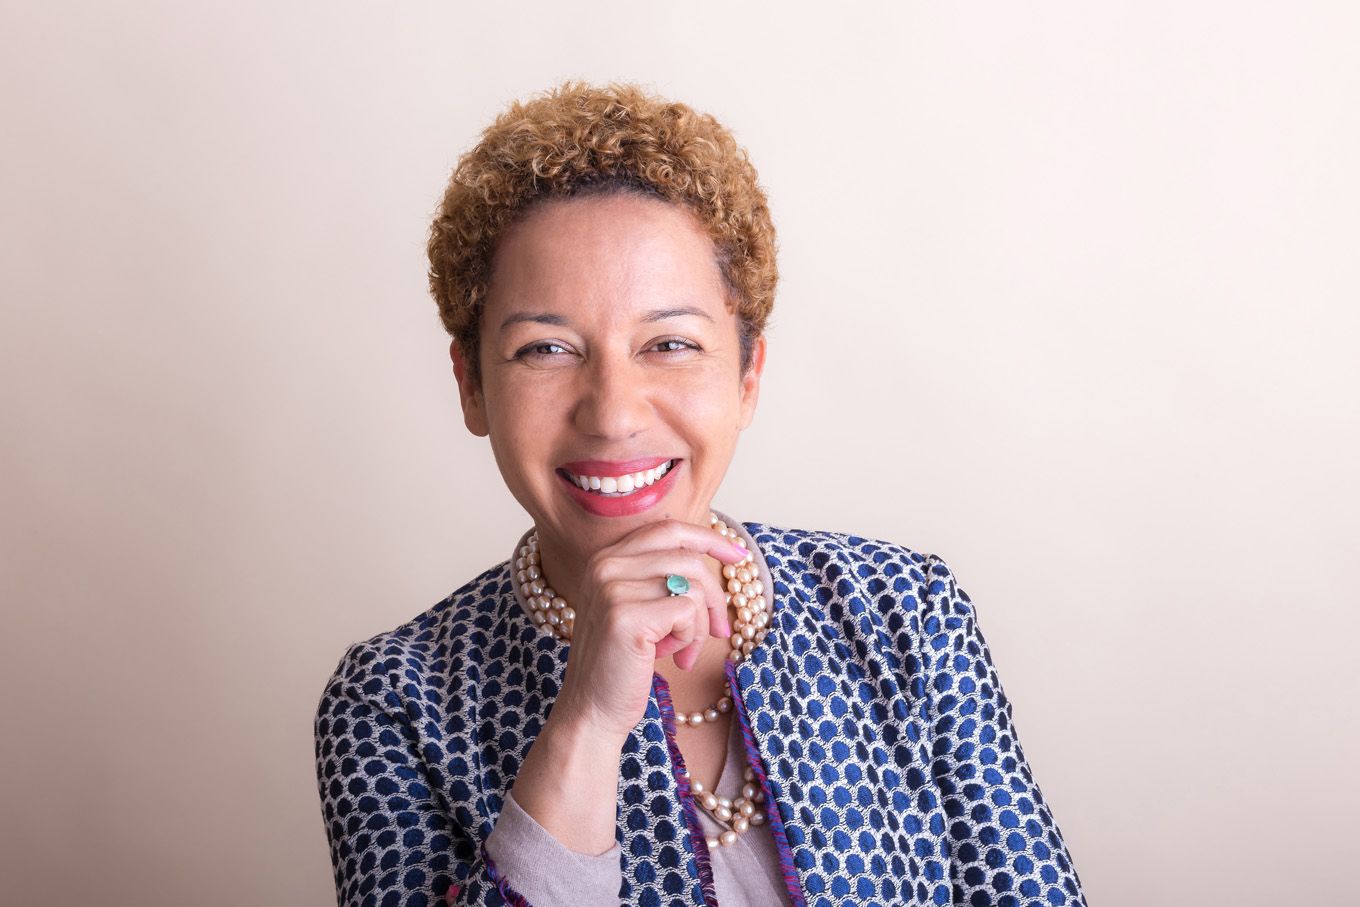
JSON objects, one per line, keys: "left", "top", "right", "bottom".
{"left": 568, "top": 460, "right": 675, "bottom": 496}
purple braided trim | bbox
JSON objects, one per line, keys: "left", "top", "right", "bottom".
{"left": 477, "top": 839, "right": 536, "bottom": 907}
{"left": 653, "top": 672, "right": 719, "bottom": 907}
{"left": 724, "top": 658, "right": 809, "bottom": 907}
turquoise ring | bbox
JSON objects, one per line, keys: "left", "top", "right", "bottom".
{"left": 665, "top": 574, "right": 691, "bottom": 596}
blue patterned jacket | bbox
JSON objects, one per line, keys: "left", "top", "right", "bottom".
{"left": 314, "top": 521, "right": 1087, "bottom": 906}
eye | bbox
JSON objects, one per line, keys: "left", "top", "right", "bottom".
{"left": 514, "top": 341, "right": 572, "bottom": 360}
{"left": 650, "top": 337, "right": 701, "bottom": 355}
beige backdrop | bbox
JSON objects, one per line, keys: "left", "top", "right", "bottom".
{"left": 3, "top": 2, "right": 1356, "bottom": 905}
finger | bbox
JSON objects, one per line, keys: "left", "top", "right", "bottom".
{"left": 609, "top": 551, "right": 730, "bottom": 640}
{"left": 672, "top": 588, "right": 710, "bottom": 671}
{"left": 610, "top": 518, "right": 750, "bottom": 566}
{"left": 653, "top": 592, "right": 704, "bottom": 667}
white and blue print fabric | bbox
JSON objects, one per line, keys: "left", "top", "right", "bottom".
{"left": 314, "top": 522, "right": 1087, "bottom": 906}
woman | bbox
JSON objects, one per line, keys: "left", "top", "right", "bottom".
{"left": 314, "top": 81, "right": 1086, "bottom": 907}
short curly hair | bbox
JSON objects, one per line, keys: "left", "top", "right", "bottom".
{"left": 426, "top": 80, "right": 778, "bottom": 388}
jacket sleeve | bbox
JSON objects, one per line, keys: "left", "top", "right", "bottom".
{"left": 313, "top": 641, "right": 536, "bottom": 906}
{"left": 917, "top": 555, "right": 1088, "bottom": 907}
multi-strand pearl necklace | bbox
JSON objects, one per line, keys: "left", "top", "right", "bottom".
{"left": 514, "top": 512, "right": 772, "bottom": 847}
{"left": 682, "top": 764, "right": 770, "bottom": 850}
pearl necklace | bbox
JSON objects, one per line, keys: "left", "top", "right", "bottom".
{"left": 514, "top": 512, "right": 772, "bottom": 846}
{"left": 682, "top": 764, "right": 769, "bottom": 850}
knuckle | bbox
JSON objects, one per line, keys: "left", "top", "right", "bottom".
{"left": 589, "top": 552, "right": 618, "bottom": 581}
{"left": 596, "top": 577, "right": 623, "bottom": 606}
{"left": 601, "top": 602, "right": 631, "bottom": 634}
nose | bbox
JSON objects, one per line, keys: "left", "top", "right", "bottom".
{"left": 571, "top": 350, "right": 654, "bottom": 441}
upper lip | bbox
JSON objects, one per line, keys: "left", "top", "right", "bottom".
{"left": 558, "top": 456, "right": 677, "bottom": 476}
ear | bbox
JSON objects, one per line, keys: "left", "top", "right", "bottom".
{"left": 450, "top": 339, "right": 490, "bottom": 437}
{"left": 737, "top": 333, "right": 766, "bottom": 431}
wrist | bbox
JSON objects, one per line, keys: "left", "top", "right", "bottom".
{"left": 510, "top": 702, "right": 625, "bottom": 856}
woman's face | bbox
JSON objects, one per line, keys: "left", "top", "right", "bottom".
{"left": 450, "top": 192, "right": 765, "bottom": 565}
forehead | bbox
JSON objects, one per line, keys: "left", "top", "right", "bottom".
{"left": 485, "top": 194, "right": 728, "bottom": 320}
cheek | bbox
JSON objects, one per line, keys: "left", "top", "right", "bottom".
{"left": 482, "top": 391, "right": 549, "bottom": 473}
{"left": 667, "top": 380, "right": 745, "bottom": 433}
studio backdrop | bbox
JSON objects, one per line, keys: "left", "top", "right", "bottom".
{"left": 2, "top": 2, "right": 1356, "bottom": 906}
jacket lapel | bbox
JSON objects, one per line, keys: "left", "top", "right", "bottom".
{"left": 734, "top": 527, "right": 928, "bottom": 905}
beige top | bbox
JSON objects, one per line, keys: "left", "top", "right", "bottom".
{"left": 485, "top": 510, "right": 788, "bottom": 906}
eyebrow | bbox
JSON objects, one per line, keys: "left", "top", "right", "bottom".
{"left": 499, "top": 306, "right": 714, "bottom": 333}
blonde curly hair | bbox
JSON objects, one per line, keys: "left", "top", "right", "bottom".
{"left": 426, "top": 81, "right": 778, "bottom": 387}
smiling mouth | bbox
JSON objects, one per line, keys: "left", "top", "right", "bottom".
{"left": 558, "top": 459, "right": 680, "bottom": 496}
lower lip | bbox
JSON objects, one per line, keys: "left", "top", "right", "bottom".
{"left": 558, "top": 460, "right": 682, "bottom": 517}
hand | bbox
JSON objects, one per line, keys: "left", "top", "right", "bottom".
{"left": 551, "top": 518, "right": 749, "bottom": 742}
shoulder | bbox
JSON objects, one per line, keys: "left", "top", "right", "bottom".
{"left": 318, "top": 559, "right": 516, "bottom": 702}
{"left": 741, "top": 518, "right": 975, "bottom": 629}
{"left": 743, "top": 517, "right": 949, "bottom": 587}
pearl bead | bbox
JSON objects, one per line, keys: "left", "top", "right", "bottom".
{"left": 688, "top": 711, "right": 704, "bottom": 725}
{"left": 719, "top": 830, "right": 737, "bottom": 846}
{"left": 706, "top": 836, "right": 719, "bottom": 849}
{"left": 733, "top": 816, "right": 749, "bottom": 833}
{"left": 715, "top": 806, "right": 732, "bottom": 822}
{"left": 691, "top": 780, "right": 704, "bottom": 795}
{"left": 751, "top": 811, "right": 766, "bottom": 825}
{"left": 704, "top": 708, "right": 719, "bottom": 722}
